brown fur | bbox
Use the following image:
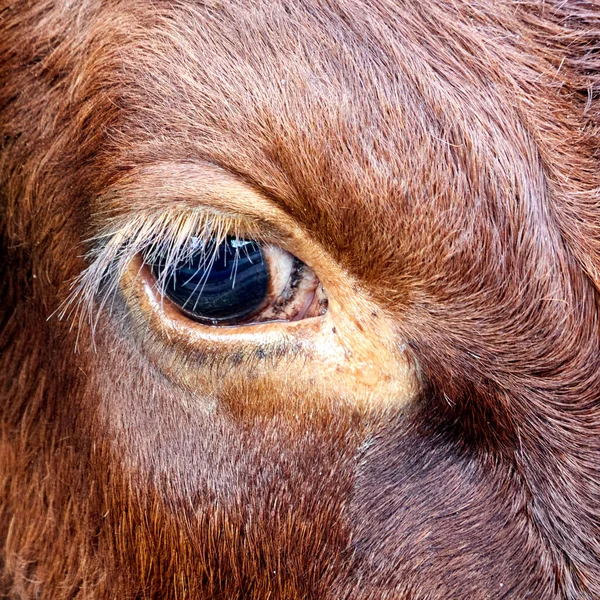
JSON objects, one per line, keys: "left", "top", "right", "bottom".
{"left": 2, "top": 0, "right": 600, "bottom": 598}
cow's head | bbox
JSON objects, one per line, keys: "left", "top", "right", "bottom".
{"left": 1, "top": 1, "right": 600, "bottom": 598}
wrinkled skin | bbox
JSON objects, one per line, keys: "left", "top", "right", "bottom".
{"left": 1, "top": 1, "right": 600, "bottom": 598}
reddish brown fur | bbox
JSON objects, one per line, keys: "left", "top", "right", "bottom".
{"left": 2, "top": 0, "right": 600, "bottom": 598}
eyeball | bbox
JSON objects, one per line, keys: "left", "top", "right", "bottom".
{"left": 146, "top": 236, "right": 328, "bottom": 326}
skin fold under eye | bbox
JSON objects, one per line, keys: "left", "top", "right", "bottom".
{"left": 145, "top": 235, "right": 328, "bottom": 326}
{"left": 63, "top": 202, "right": 417, "bottom": 411}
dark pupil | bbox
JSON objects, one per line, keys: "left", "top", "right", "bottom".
{"left": 151, "top": 237, "right": 268, "bottom": 324}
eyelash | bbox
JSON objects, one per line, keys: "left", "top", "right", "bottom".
{"left": 59, "top": 209, "right": 321, "bottom": 336}
{"left": 60, "top": 210, "right": 248, "bottom": 335}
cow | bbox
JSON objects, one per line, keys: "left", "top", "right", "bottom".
{"left": 1, "top": 1, "right": 599, "bottom": 598}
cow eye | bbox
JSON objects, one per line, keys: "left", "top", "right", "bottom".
{"left": 151, "top": 237, "right": 267, "bottom": 324}
{"left": 146, "top": 236, "right": 327, "bottom": 326}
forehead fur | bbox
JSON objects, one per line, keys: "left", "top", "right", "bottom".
{"left": 5, "top": 1, "right": 599, "bottom": 299}
{"left": 96, "top": 0, "right": 546, "bottom": 269}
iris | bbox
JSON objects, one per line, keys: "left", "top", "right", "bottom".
{"left": 151, "top": 237, "right": 268, "bottom": 324}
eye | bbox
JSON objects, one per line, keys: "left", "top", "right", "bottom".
{"left": 151, "top": 237, "right": 268, "bottom": 324}
{"left": 146, "top": 236, "right": 327, "bottom": 326}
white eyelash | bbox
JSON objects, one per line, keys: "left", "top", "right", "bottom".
{"left": 57, "top": 209, "right": 245, "bottom": 345}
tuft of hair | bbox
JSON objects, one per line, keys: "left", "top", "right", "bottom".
{"left": 57, "top": 209, "right": 247, "bottom": 344}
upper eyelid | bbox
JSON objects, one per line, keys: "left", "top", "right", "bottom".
{"left": 95, "top": 161, "right": 289, "bottom": 228}
{"left": 85, "top": 159, "right": 323, "bottom": 281}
